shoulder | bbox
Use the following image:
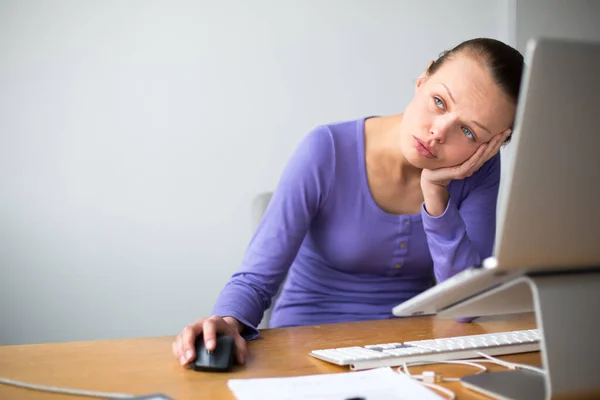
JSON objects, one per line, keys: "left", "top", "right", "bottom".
{"left": 296, "top": 117, "right": 365, "bottom": 161}
{"left": 296, "top": 124, "right": 334, "bottom": 157}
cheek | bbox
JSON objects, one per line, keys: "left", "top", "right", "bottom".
{"left": 442, "top": 145, "right": 478, "bottom": 167}
{"left": 412, "top": 96, "right": 432, "bottom": 122}
{"left": 405, "top": 95, "right": 432, "bottom": 123}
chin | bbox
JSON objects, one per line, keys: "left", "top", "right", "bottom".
{"left": 404, "top": 150, "right": 438, "bottom": 170}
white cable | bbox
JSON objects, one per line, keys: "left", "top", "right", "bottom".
{"left": 0, "top": 377, "right": 135, "bottom": 398}
{"left": 461, "top": 358, "right": 521, "bottom": 371}
{"left": 475, "top": 352, "right": 546, "bottom": 375}
{"left": 508, "top": 363, "right": 546, "bottom": 375}
{"left": 401, "top": 362, "right": 414, "bottom": 378}
{"left": 397, "top": 362, "right": 460, "bottom": 400}
{"left": 398, "top": 359, "right": 488, "bottom": 381}
{"left": 475, "top": 352, "right": 516, "bottom": 369}
{"left": 394, "top": 354, "right": 545, "bottom": 400}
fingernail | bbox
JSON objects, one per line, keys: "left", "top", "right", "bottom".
{"left": 179, "top": 355, "right": 187, "bottom": 365}
{"left": 185, "top": 350, "right": 193, "bottom": 360}
{"left": 206, "top": 340, "right": 215, "bottom": 349}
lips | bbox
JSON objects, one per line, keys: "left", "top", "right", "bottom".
{"left": 413, "top": 136, "right": 437, "bottom": 159}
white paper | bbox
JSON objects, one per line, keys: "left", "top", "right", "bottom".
{"left": 227, "top": 367, "right": 443, "bottom": 400}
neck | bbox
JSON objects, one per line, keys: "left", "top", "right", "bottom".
{"left": 379, "top": 114, "right": 422, "bottom": 184}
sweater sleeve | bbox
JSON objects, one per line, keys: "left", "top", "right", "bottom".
{"left": 421, "top": 153, "right": 501, "bottom": 283}
{"left": 211, "top": 125, "right": 335, "bottom": 339}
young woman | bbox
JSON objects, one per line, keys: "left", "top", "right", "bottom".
{"left": 172, "top": 37, "right": 524, "bottom": 367}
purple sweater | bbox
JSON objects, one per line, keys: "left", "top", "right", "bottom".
{"left": 212, "top": 117, "right": 500, "bottom": 339}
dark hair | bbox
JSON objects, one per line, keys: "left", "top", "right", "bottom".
{"left": 428, "top": 38, "right": 524, "bottom": 142}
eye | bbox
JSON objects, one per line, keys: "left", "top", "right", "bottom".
{"left": 433, "top": 96, "right": 445, "bottom": 110}
{"left": 461, "top": 127, "right": 475, "bottom": 141}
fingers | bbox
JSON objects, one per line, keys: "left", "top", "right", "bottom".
{"left": 223, "top": 317, "right": 248, "bottom": 364}
{"left": 202, "top": 316, "right": 225, "bottom": 352}
{"left": 425, "top": 140, "right": 488, "bottom": 183}
{"left": 488, "top": 129, "right": 511, "bottom": 156}
{"left": 472, "top": 143, "right": 492, "bottom": 171}
{"left": 172, "top": 320, "right": 204, "bottom": 366}
{"left": 203, "top": 316, "right": 248, "bottom": 363}
{"left": 423, "top": 128, "right": 513, "bottom": 185}
{"left": 455, "top": 142, "right": 488, "bottom": 178}
{"left": 466, "top": 129, "right": 511, "bottom": 176}
{"left": 232, "top": 333, "right": 248, "bottom": 365}
{"left": 479, "top": 129, "right": 512, "bottom": 167}
{"left": 472, "top": 141, "right": 489, "bottom": 165}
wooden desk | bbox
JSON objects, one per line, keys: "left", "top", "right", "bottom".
{"left": 0, "top": 313, "right": 539, "bottom": 400}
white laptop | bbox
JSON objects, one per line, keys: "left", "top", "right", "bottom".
{"left": 393, "top": 37, "right": 600, "bottom": 318}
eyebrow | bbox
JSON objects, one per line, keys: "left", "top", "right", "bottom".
{"left": 440, "top": 83, "right": 492, "bottom": 136}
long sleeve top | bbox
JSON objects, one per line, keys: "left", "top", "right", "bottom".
{"left": 212, "top": 116, "right": 500, "bottom": 339}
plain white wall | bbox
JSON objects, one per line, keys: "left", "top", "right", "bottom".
{"left": 516, "top": 0, "right": 600, "bottom": 53}
{"left": 0, "top": 0, "right": 513, "bottom": 345}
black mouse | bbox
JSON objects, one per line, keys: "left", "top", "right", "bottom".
{"left": 191, "top": 334, "right": 236, "bottom": 372}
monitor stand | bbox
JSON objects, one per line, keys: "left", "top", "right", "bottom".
{"left": 439, "top": 270, "right": 600, "bottom": 400}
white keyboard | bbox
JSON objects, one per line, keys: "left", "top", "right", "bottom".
{"left": 310, "top": 329, "right": 541, "bottom": 371}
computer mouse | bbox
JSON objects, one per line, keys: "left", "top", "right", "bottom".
{"left": 190, "top": 333, "right": 237, "bottom": 372}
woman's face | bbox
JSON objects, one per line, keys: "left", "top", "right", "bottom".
{"left": 400, "top": 54, "right": 516, "bottom": 170}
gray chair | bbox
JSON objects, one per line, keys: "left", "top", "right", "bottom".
{"left": 251, "top": 192, "right": 285, "bottom": 329}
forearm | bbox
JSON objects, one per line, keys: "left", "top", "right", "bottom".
{"left": 422, "top": 154, "right": 500, "bottom": 284}
{"left": 421, "top": 197, "right": 483, "bottom": 282}
{"left": 212, "top": 278, "right": 270, "bottom": 340}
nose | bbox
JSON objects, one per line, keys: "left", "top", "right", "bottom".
{"left": 429, "top": 115, "right": 453, "bottom": 143}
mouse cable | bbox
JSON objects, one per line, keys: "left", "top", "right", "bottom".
{"left": 0, "top": 376, "right": 135, "bottom": 398}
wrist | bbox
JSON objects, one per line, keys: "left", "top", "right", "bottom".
{"left": 422, "top": 184, "right": 450, "bottom": 217}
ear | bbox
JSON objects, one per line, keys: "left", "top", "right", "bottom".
{"left": 415, "top": 60, "right": 435, "bottom": 91}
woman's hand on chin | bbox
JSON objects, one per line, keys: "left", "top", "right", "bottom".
{"left": 420, "top": 129, "right": 510, "bottom": 216}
